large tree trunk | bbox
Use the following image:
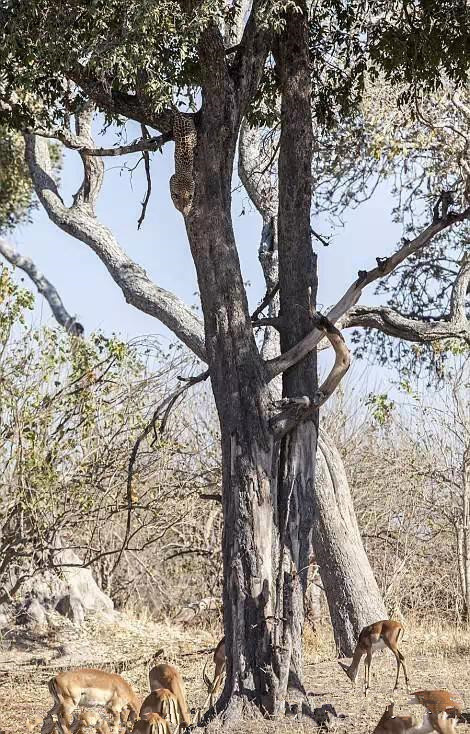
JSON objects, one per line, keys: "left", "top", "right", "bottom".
{"left": 182, "top": 8, "right": 318, "bottom": 718}
{"left": 315, "top": 430, "right": 387, "bottom": 654}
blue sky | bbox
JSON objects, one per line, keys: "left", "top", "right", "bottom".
{"left": 8, "top": 120, "right": 404, "bottom": 387}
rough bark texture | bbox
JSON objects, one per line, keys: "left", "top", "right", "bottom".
{"left": 315, "top": 431, "right": 387, "bottom": 655}
{"left": 274, "top": 1, "right": 317, "bottom": 707}
{"left": 239, "top": 109, "right": 387, "bottom": 659}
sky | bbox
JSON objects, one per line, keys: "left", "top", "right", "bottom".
{"left": 8, "top": 119, "right": 404, "bottom": 388}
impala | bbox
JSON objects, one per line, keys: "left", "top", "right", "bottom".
{"left": 202, "top": 638, "right": 225, "bottom": 710}
{"left": 132, "top": 713, "right": 170, "bottom": 734}
{"left": 409, "top": 690, "right": 464, "bottom": 733}
{"left": 46, "top": 668, "right": 140, "bottom": 733}
{"left": 140, "top": 689, "right": 179, "bottom": 730}
{"left": 338, "top": 620, "right": 409, "bottom": 696}
{"left": 373, "top": 703, "right": 457, "bottom": 734}
{"left": 148, "top": 664, "right": 191, "bottom": 729}
{"left": 70, "top": 711, "right": 101, "bottom": 734}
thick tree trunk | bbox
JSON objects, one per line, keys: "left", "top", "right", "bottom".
{"left": 314, "top": 430, "right": 387, "bottom": 654}
{"left": 240, "top": 123, "right": 387, "bottom": 659}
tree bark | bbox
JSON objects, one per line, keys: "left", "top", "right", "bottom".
{"left": 315, "top": 431, "right": 387, "bottom": 654}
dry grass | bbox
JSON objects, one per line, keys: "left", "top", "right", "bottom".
{"left": 0, "top": 614, "right": 469, "bottom": 734}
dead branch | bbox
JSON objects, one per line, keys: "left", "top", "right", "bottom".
{"left": 0, "top": 238, "right": 84, "bottom": 336}
{"left": 137, "top": 124, "right": 152, "bottom": 229}
{"left": 266, "top": 202, "right": 470, "bottom": 380}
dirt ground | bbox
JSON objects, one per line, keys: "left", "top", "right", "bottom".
{"left": 0, "top": 613, "right": 469, "bottom": 734}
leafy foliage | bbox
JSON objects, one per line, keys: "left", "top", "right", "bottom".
{"left": 0, "top": 0, "right": 469, "bottom": 132}
{"left": 0, "top": 126, "right": 34, "bottom": 232}
{"left": 0, "top": 266, "right": 221, "bottom": 610}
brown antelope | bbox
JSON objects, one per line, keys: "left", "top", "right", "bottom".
{"left": 202, "top": 638, "right": 225, "bottom": 710}
{"left": 70, "top": 711, "right": 101, "bottom": 734}
{"left": 372, "top": 702, "right": 458, "bottom": 734}
{"left": 409, "top": 690, "right": 463, "bottom": 734}
{"left": 373, "top": 703, "right": 432, "bottom": 733}
{"left": 148, "top": 664, "right": 191, "bottom": 729}
{"left": 46, "top": 669, "right": 140, "bottom": 733}
{"left": 140, "top": 689, "right": 179, "bottom": 730}
{"left": 132, "top": 713, "right": 171, "bottom": 734}
{"left": 338, "top": 620, "right": 409, "bottom": 696}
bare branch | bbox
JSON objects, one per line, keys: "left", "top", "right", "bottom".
{"left": 25, "top": 133, "right": 207, "bottom": 360}
{"left": 341, "top": 303, "right": 469, "bottom": 343}
{"left": 137, "top": 124, "right": 152, "bottom": 230}
{"left": 0, "top": 238, "right": 84, "bottom": 336}
{"left": 37, "top": 130, "right": 170, "bottom": 157}
{"left": 119, "top": 368, "right": 210, "bottom": 573}
{"left": 315, "top": 317, "right": 351, "bottom": 404}
{"left": 251, "top": 282, "right": 279, "bottom": 322}
{"left": 231, "top": 1, "right": 272, "bottom": 114}
{"left": 266, "top": 205, "right": 470, "bottom": 380}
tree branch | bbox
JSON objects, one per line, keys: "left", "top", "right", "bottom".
{"left": 137, "top": 124, "right": 152, "bottom": 230}
{"left": 0, "top": 238, "right": 84, "bottom": 336}
{"left": 37, "top": 130, "right": 170, "bottom": 157}
{"left": 266, "top": 205, "right": 470, "bottom": 379}
{"left": 270, "top": 315, "right": 350, "bottom": 437}
{"left": 341, "top": 303, "right": 469, "bottom": 343}
{"left": 68, "top": 63, "right": 174, "bottom": 133}
{"left": 231, "top": 1, "right": 272, "bottom": 114}
{"left": 25, "top": 133, "right": 207, "bottom": 361}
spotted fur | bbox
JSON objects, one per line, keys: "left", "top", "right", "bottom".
{"left": 170, "top": 110, "right": 197, "bottom": 216}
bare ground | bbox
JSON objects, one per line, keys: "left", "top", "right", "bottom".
{"left": 0, "top": 613, "right": 469, "bottom": 734}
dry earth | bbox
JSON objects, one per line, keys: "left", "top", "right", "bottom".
{"left": 0, "top": 613, "right": 469, "bottom": 734}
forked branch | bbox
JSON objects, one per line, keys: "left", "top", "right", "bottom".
{"left": 266, "top": 202, "right": 470, "bottom": 380}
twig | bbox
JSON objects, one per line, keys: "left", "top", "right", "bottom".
{"left": 251, "top": 282, "right": 279, "bottom": 321}
{"left": 137, "top": 125, "right": 152, "bottom": 230}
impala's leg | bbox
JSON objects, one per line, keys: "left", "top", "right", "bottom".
{"left": 364, "top": 650, "right": 372, "bottom": 697}
{"left": 397, "top": 650, "right": 409, "bottom": 691}
{"left": 109, "top": 707, "right": 121, "bottom": 734}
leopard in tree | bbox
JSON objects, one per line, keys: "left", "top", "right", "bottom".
{"left": 169, "top": 108, "right": 197, "bottom": 216}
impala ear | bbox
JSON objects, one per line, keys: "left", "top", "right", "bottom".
{"left": 337, "top": 661, "right": 349, "bottom": 674}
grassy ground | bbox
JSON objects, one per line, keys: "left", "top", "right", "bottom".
{"left": 0, "top": 613, "right": 469, "bottom": 734}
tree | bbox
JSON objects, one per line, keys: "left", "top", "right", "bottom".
{"left": 0, "top": 0, "right": 469, "bottom": 717}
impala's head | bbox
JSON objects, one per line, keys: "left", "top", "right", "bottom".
{"left": 338, "top": 660, "right": 356, "bottom": 683}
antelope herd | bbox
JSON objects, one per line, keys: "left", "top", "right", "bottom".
{"left": 37, "top": 620, "right": 466, "bottom": 734}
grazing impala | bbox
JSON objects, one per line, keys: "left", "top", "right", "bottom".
{"left": 148, "top": 664, "right": 191, "bottom": 729}
{"left": 202, "top": 638, "right": 225, "bottom": 710}
{"left": 132, "top": 713, "right": 171, "bottom": 734}
{"left": 70, "top": 711, "right": 101, "bottom": 734}
{"left": 373, "top": 703, "right": 457, "bottom": 734}
{"left": 338, "top": 620, "right": 409, "bottom": 696}
{"left": 46, "top": 669, "right": 140, "bottom": 733}
{"left": 409, "top": 690, "right": 464, "bottom": 733}
{"left": 140, "top": 689, "right": 179, "bottom": 730}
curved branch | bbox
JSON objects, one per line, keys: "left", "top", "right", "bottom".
{"left": 25, "top": 133, "right": 207, "bottom": 361}
{"left": 266, "top": 205, "right": 470, "bottom": 380}
{"left": 270, "top": 315, "right": 350, "bottom": 437}
{"left": 341, "top": 303, "right": 469, "bottom": 343}
{"left": 0, "top": 238, "right": 84, "bottom": 335}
